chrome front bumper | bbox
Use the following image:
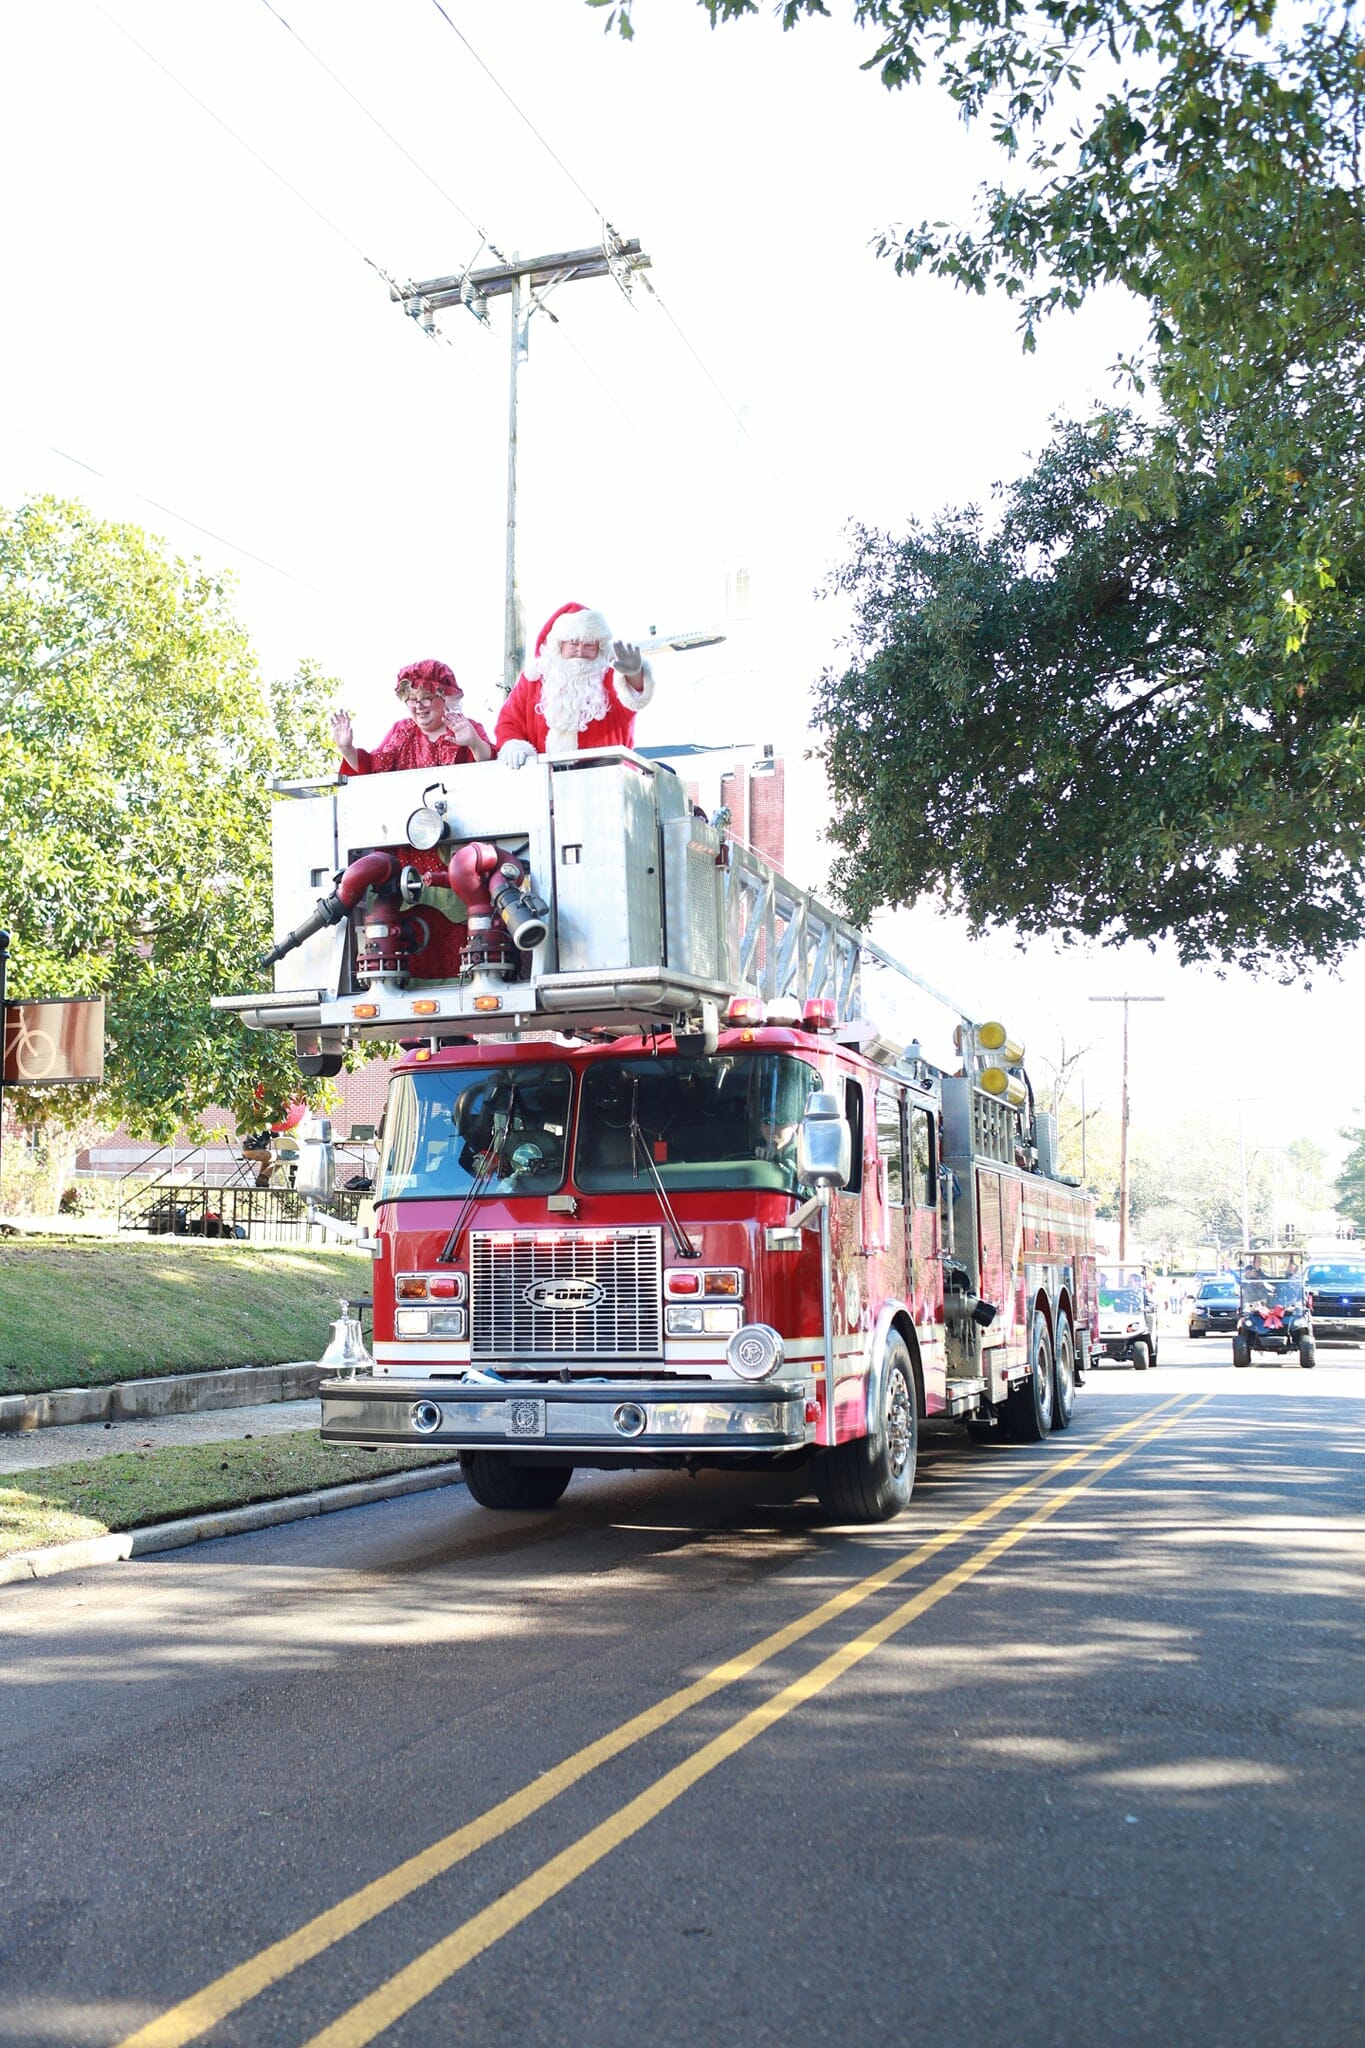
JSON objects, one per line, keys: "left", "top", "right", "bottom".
{"left": 320, "top": 1376, "right": 814, "bottom": 1454}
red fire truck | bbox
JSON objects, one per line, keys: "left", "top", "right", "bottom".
{"left": 215, "top": 748, "right": 1096, "bottom": 1522}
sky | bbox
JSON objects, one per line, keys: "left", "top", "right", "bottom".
{"left": 1, "top": 0, "right": 1359, "bottom": 1172}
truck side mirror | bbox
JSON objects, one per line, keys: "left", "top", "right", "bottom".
{"left": 295, "top": 1116, "right": 337, "bottom": 1205}
{"left": 798, "top": 1091, "right": 852, "bottom": 1191}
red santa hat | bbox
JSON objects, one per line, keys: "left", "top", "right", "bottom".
{"left": 395, "top": 657, "right": 461, "bottom": 701}
{"left": 524, "top": 602, "right": 612, "bottom": 680}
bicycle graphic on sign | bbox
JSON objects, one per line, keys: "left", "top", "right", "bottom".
{"left": 4, "top": 1009, "right": 60, "bottom": 1081}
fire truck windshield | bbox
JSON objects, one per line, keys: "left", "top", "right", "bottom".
{"left": 377, "top": 1063, "right": 572, "bottom": 1199}
{"left": 576, "top": 1052, "right": 820, "bottom": 1196}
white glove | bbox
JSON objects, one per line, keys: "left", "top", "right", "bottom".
{"left": 499, "top": 738, "right": 538, "bottom": 770}
{"left": 611, "top": 639, "right": 644, "bottom": 677}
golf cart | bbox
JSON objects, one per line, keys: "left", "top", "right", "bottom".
{"left": 1096, "top": 1264, "right": 1158, "bottom": 1370}
{"left": 1232, "top": 1251, "right": 1316, "bottom": 1369}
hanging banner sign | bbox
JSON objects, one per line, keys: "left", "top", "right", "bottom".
{"left": 2, "top": 997, "right": 106, "bottom": 1086}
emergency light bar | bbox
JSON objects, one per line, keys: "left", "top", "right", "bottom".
{"left": 979, "top": 1020, "right": 1025, "bottom": 1066}
{"left": 980, "top": 1066, "right": 1027, "bottom": 1108}
{"left": 726, "top": 997, "right": 766, "bottom": 1026}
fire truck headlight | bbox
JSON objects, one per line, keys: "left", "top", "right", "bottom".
{"left": 666, "top": 1305, "right": 742, "bottom": 1336}
{"left": 727, "top": 1323, "right": 784, "bottom": 1381}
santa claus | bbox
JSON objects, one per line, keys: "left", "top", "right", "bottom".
{"left": 495, "top": 602, "right": 654, "bottom": 766}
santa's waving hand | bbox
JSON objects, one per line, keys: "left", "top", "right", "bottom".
{"left": 496, "top": 602, "right": 654, "bottom": 767}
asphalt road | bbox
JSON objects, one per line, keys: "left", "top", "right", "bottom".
{"left": 3, "top": 1329, "right": 1362, "bottom": 2048}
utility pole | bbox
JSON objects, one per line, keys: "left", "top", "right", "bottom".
{"left": 1090, "top": 994, "right": 1166, "bottom": 1262}
{"left": 391, "top": 233, "right": 652, "bottom": 693}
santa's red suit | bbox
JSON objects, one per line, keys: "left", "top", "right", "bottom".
{"left": 495, "top": 602, "right": 653, "bottom": 759}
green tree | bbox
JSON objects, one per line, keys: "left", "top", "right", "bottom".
{"left": 598, "top": 2, "right": 1365, "bottom": 966}
{"left": 0, "top": 496, "right": 336, "bottom": 1139}
{"left": 817, "top": 410, "right": 1365, "bottom": 968}
{"left": 1336, "top": 1118, "right": 1365, "bottom": 1235}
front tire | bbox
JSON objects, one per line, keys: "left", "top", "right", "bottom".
{"left": 460, "top": 1453, "right": 573, "bottom": 1511}
{"left": 815, "top": 1335, "right": 918, "bottom": 1523}
{"left": 1298, "top": 1337, "right": 1317, "bottom": 1370}
{"left": 1006, "top": 1311, "right": 1055, "bottom": 1441}
{"left": 1131, "top": 1338, "right": 1150, "bottom": 1371}
{"left": 1232, "top": 1332, "right": 1252, "bottom": 1369}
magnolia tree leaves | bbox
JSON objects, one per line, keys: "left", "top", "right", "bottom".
{"left": 597, "top": 0, "right": 1365, "bottom": 965}
{"left": 817, "top": 413, "right": 1365, "bottom": 970}
{"left": 0, "top": 496, "right": 338, "bottom": 1137}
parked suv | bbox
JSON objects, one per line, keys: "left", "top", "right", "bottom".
{"left": 1303, "top": 1255, "right": 1365, "bottom": 1345}
{"left": 1189, "top": 1276, "right": 1239, "bottom": 1338}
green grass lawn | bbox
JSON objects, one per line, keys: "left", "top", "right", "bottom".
{"left": 0, "top": 1241, "right": 373, "bottom": 1395}
{"left": 0, "top": 1432, "right": 457, "bottom": 1558}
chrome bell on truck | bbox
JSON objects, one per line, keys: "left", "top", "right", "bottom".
{"left": 318, "top": 1298, "right": 373, "bottom": 1378}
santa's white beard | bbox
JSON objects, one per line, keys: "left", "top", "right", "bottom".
{"left": 538, "top": 653, "right": 610, "bottom": 747}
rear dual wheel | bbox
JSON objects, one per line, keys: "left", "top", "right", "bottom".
{"left": 1006, "top": 1310, "right": 1055, "bottom": 1441}
{"left": 1052, "top": 1315, "right": 1076, "bottom": 1431}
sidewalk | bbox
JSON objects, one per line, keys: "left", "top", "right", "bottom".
{"left": 0, "top": 1364, "right": 466, "bottom": 1585}
{"left": 0, "top": 1394, "right": 324, "bottom": 1473}
{"left": 0, "top": 1359, "right": 322, "bottom": 1433}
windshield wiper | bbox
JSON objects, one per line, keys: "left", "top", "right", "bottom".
{"left": 439, "top": 1086, "right": 516, "bottom": 1263}
{"left": 628, "top": 1076, "right": 698, "bottom": 1259}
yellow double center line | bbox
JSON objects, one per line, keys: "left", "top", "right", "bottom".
{"left": 117, "top": 1394, "right": 1203, "bottom": 2048}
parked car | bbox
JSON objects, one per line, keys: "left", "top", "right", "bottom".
{"left": 1189, "top": 1277, "right": 1240, "bottom": 1338}
{"left": 1303, "top": 1255, "right": 1365, "bottom": 1344}
{"left": 1096, "top": 1265, "right": 1159, "bottom": 1369}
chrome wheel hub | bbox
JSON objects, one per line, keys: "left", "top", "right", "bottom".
{"left": 885, "top": 1370, "right": 914, "bottom": 1477}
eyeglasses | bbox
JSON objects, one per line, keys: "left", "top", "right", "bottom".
{"left": 408, "top": 692, "right": 460, "bottom": 708}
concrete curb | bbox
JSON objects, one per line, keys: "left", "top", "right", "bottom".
{"left": 0, "top": 1362, "right": 324, "bottom": 1434}
{"left": 0, "top": 1459, "right": 465, "bottom": 1585}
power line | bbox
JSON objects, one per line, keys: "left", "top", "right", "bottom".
{"left": 2, "top": 420, "right": 328, "bottom": 593}
{"left": 551, "top": 325, "right": 719, "bottom": 528}
{"left": 85, "top": 0, "right": 498, "bottom": 395}
{"left": 252, "top": 0, "right": 820, "bottom": 545}
{"left": 248, "top": 7, "right": 696, "bottom": 528}
{"left": 257, "top": 0, "right": 507, "bottom": 266}
{"left": 425, "top": 0, "right": 608, "bottom": 224}
{"left": 87, "top": 0, "right": 397, "bottom": 290}
{"left": 643, "top": 282, "right": 823, "bottom": 544}
{"left": 418, "top": 2, "right": 824, "bottom": 544}
{"left": 245, "top": 15, "right": 717, "bottom": 556}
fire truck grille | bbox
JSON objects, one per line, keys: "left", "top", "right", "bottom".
{"left": 470, "top": 1229, "right": 664, "bottom": 1361}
